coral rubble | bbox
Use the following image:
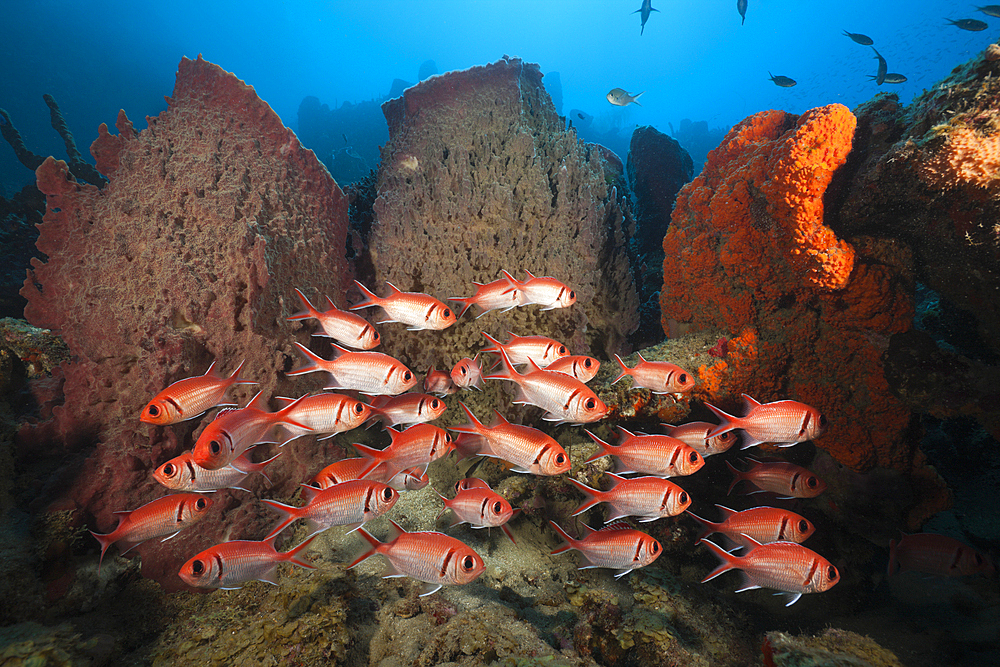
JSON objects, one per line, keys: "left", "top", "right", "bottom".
{"left": 16, "top": 55, "right": 350, "bottom": 589}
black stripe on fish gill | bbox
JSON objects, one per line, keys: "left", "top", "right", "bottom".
{"left": 214, "top": 552, "right": 225, "bottom": 580}
{"left": 423, "top": 302, "right": 436, "bottom": 322}
{"left": 544, "top": 342, "right": 554, "bottom": 360}
{"left": 416, "top": 396, "right": 427, "bottom": 417}
{"left": 633, "top": 538, "right": 644, "bottom": 562}
{"left": 440, "top": 547, "right": 457, "bottom": 577}
{"left": 556, "top": 286, "right": 565, "bottom": 302}
{"left": 221, "top": 430, "right": 235, "bottom": 455}
{"left": 804, "top": 557, "right": 821, "bottom": 587}
{"left": 563, "top": 387, "right": 583, "bottom": 411}
{"left": 364, "top": 484, "right": 375, "bottom": 514}
{"left": 799, "top": 411, "right": 810, "bottom": 437}
{"left": 165, "top": 396, "right": 183, "bottom": 416}
{"left": 533, "top": 443, "right": 553, "bottom": 465}
{"left": 359, "top": 323, "right": 373, "bottom": 342}
{"left": 949, "top": 548, "right": 964, "bottom": 572}
{"left": 383, "top": 365, "right": 395, "bottom": 385}
{"left": 789, "top": 472, "right": 802, "bottom": 493}
{"left": 176, "top": 499, "right": 187, "bottom": 524}
{"left": 480, "top": 496, "right": 490, "bottom": 521}
{"left": 334, "top": 399, "right": 348, "bottom": 427}
{"left": 185, "top": 459, "right": 198, "bottom": 483}
{"left": 660, "top": 488, "right": 672, "bottom": 512}
{"left": 668, "top": 446, "right": 682, "bottom": 469}
{"left": 778, "top": 516, "right": 789, "bottom": 541}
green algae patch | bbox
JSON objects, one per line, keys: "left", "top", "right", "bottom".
{"left": 767, "top": 629, "right": 904, "bottom": 667}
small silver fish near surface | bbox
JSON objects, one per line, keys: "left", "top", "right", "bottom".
{"left": 607, "top": 88, "right": 644, "bottom": 106}
{"left": 768, "top": 72, "right": 796, "bottom": 87}
{"left": 947, "top": 18, "right": 988, "bottom": 31}
{"left": 869, "top": 72, "right": 907, "bottom": 84}
{"left": 979, "top": 6, "right": 1000, "bottom": 18}
{"left": 632, "top": 0, "right": 659, "bottom": 35}
{"left": 737, "top": 0, "right": 748, "bottom": 25}
{"left": 550, "top": 520, "right": 662, "bottom": 578}
{"left": 842, "top": 30, "right": 873, "bottom": 45}
{"left": 701, "top": 536, "right": 839, "bottom": 606}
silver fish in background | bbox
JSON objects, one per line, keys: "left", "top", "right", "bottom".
{"left": 607, "top": 88, "right": 644, "bottom": 106}
{"left": 842, "top": 30, "right": 873, "bottom": 45}
{"left": 632, "top": 0, "right": 658, "bottom": 35}
{"left": 768, "top": 72, "right": 797, "bottom": 87}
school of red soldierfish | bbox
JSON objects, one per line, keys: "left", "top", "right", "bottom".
{"left": 92, "top": 270, "right": 992, "bottom": 603}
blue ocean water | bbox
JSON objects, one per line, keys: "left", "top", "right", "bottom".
{"left": 0, "top": 0, "right": 992, "bottom": 194}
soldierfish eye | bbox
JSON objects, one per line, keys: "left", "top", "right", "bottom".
{"left": 799, "top": 520, "right": 809, "bottom": 532}
{"left": 191, "top": 560, "right": 205, "bottom": 575}
{"left": 807, "top": 476, "right": 818, "bottom": 488}
{"left": 828, "top": 566, "right": 838, "bottom": 580}
{"left": 651, "top": 541, "right": 660, "bottom": 553}
{"left": 819, "top": 414, "right": 828, "bottom": 428}
{"left": 354, "top": 403, "right": 365, "bottom": 414}
{"left": 403, "top": 371, "right": 412, "bottom": 381}
{"left": 162, "top": 464, "right": 175, "bottom": 476}
{"left": 382, "top": 488, "right": 394, "bottom": 501}
{"left": 493, "top": 502, "right": 503, "bottom": 513}
{"left": 462, "top": 555, "right": 475, "bottom": 570}
{"left": 678, "top": 373, "right": 687, "bottom": 384}
{"left": 459, "top": 365, "right": 468, "bottom": 375}
{"left": 209, "top": 440, "right": 222, "bottom": 455}
{"left": 583, "top": 358, "right": 593, "bottom": 368}
{"left": 431, "top": 399, "right": 440, "bottom": 409}
{"left": 558, "top": 346, "right": 566, "bottom": 354}
{"left": 372, "top": 331, "right": 380, "bottom": 341}
{"left": 443, "top": 308, "right": 451, "bottom": 318}
{"left": 195, "top": 498, "right": 209, "bottom": 510}
{"left": 688, "top": 452, "right": 699, "bottom": 463}
{"left": 568, "top": 291, "right": 575, "bottom": 299}
{"left": 585, "top": 398, "right": 596, "bottom": 410}
{"left": 680, "top": 492, "right": 689, "bottom": 504}
{"left": 556, "top": 453, "right": 566, "bottom": 465}
{"left": 147, "top": 405, "right": 160, "bottom": 416}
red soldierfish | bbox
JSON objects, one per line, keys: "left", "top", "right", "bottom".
{"left": 612, "top": 353, "right": 694, "bottom": 395}
{"left": 263, "top": 479, "right": 399, "bottom": 539}
{"left": 701, "top": 536, "right": 839, "bottom": 606}
{"left": 350, "top": 280, "right": 456, "bottom": 331}
{"left": 272, "top": 392, "right": 372, "bottom": 443}
{"left": 350, "top": 519, "right": 486, "bottom": 596}
{"left": 481, "top": 332, "right": 569, "bottom": 368}
{"left": 706, "top": 394, "right": 827, "bottom": 448}
{"left": 568, "top": 472, "right": 691, "bottom": 522}
{"left": 448, "top": 402, "right": 571, "bottom": 475}
{"left": 585, "top": 428, "right": 704, "bottom": 478}
{"left": 727, "top": 458, "right": 826, "bottom": 498}
{"left": 90, "top": 493, "right": 213, "bottom": 570}
{"left": 549, "top": 520, "right": 661, "bottom": 578}
{"left": 888, "top": 533, "right": 994, "bottom": 577}
{"left": 289, "top": 342, "right": 418, "bottom": 395}
{"left": 366, "top": 393, "right": 447, "bottom": 427}
{"left": 546, "top": 355, "right": 600, "bottom": 383}
{"left": 153, "top": 450, "right": 279, "bottom": 493}
{"left": 354, "top": 423, "right": 454, "bottom": 481}
{"left": 450, "top": 355, "right": 484, "bottom": 390}
{"left": 662, "top": 421, "right": 739, "bottom": 457}
{"left": 435, "top": 482, "right": 516, "bottom": 543}
{"left": 687, "top": 505, "right": 815, "bottom": 551}
{"left": 455, "top": 477, "right": 492, "bottom": 494}
{"left": 449, "top": 275, "right": 522, "bottom": 318}
{"left": 287, "top": 287, "right": 381, "bottom": 349}
{"left": 502, "top": 269, "right": 576, "bottom": 310}
{"left": 140, "top": 360, "right": 255, "bottom": 425}
{"left": 484, "top": 349, "right": 607, "bottom": 424}
{"left": 191, "top": 392, "right": 311, "bottom": 471}
{"left": 423, "top": 367, "right": 457, "bottom": 396}
{"left": 179, "top": 535, "right": 316, "bottom": 589}
{"left": 310, "top": 458, "right": 429, "bottom": 492}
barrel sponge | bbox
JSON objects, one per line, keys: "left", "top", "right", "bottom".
{"left": 367, "top": 56, "right": 639, "bottom": 374}
{"left": 18, "top": 56, "right": 349, "bottom": 589}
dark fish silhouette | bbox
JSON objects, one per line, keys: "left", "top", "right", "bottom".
{"left": 871, "top": 47, "right": 887, "bottom": 85}
{"left": 947, "top": 18, "right": 988, "bottom": 31}
{"left": 737, "top": 0, "right": 748, "bottom": 25}
{"left": 842, "top": 30, "right": 873, "bottom": 45}
{"left": 633, "top": 0, "right": 659, "bottom": 35}
{"left": 978, "top": 6, "right": 1000, "bottom": 18}
{"left": 768, "top": 72, "right": 796, "bottom": 88}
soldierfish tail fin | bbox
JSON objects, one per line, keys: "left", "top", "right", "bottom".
{"left": 705, "top": 402, "right": 740, "bottom": 439}
{"left": 433, "top": 489, "right": 449, "bottom": 520}
{"left": 448, "top": 296, "right": 476, "bottom": 319}
{"left": 584, "top": 430, "right": 614, "bottom": 464}
{"left": 349, "top": 280, "right": 382, "bottom": 311}
{"left": 699, "top": 538, "right": 741, "bottom": 583}
{"left": 567, "top": 478, "right": 605, "bottom": 517}
{"left": 548, "top": 521, "right": 579, "bottom": 556}
{"left": 684, "top": 510, "right": 720, "bottom": 543}
{"left": 225, "top": 359, "right": 256, "bottom": 387}
{"left": 272, "top": 395, "right": 312, "bottom": 432}
{"left": 287, "top": 288, "right": 320, "bottom": 321}
{"left": 90, "top": 529, "right": 119, "bottom": 573}
{"left": 725, "top": 461, "right": 747, "bottom": 495}
{"left": 239, "top": 451, "right": 282, "bottom": 486}
{"left": 482, "top": 347, "right": 521, "bottom": 383}
{"left": 281, "top": 534, "right": 318, "bottom": 570}
{"left": 287, "top": 342, "right": 328, "bottom": 377}
{"left": 261, "top": 499, "right": 304, "bottom": 540}
{"left": 611, "top": 354, "right": 632, "bottom": 384}
{"left": 355, "top": 443, "right": 394, "bottom": 480}
{"left": 447, "top": 402, "right": 486, "bottom": 435}
{"left": 348, "top": 527, "right": 384, "bottom": 568}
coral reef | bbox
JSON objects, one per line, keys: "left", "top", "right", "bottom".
{"left": 766, "top": 628, "right": 904, "bottom": 667}
{"left": 367, "top": 56, "right": 639, "bottom": 381}
{"left": 660, "top": 104, "right": 920, "bottom": 479}
{"left": 626, "top": 126, "right": 694, "bottom": 348}
{"left": 15, "top": 55, "right": 350, "bottom": 589}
